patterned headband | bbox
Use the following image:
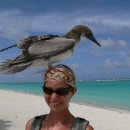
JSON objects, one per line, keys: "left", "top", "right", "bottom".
{"left": 44, "top": 65, "right": 76, "bottom": 87}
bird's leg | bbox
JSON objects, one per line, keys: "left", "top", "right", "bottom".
{"left": 48, "top": 63, "right": 55, "bottom": 68}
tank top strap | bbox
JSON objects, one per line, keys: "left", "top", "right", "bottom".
{"left": 31, "top": 114, "right": 47, "bottom": 130}
{"left": 72, "top": 117, "right": 89, "bottom": 130}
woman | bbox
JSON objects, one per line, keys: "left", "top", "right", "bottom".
{"left": 25, "top": 64, "right": 94, "bottom": 130}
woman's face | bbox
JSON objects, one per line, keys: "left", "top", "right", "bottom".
{"left": 44, "top": 79, "right": 76, "bottom": 112}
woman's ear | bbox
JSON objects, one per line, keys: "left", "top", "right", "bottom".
{"left": 71, "top": 87, "right": 77, "bottom": 97}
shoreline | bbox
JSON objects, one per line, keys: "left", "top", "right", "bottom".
{"left": 1, "top": 88, "right": 130, "bottom": 113}
{"left": 0, "top": 89, "right": 130, "bottom": 130}
{"left": 71, "top": 100, "right": 130, "bottom": 114}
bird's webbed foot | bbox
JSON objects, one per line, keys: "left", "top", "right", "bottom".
{"left": 48, "top": 63, "right": 55, "bottom": 69}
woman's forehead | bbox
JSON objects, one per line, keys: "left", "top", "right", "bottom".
{"left": 45, "top": 79, "right": 69, "bottom": 87}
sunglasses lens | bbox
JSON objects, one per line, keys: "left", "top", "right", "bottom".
{"left": 43, "top": 87, "right": 53, "bottom": 94}
{"left": 56, "top": 88, "right": 70, "bottom": 95}
{"left": 43, "top": 87, "right": 73, "bottom": 96}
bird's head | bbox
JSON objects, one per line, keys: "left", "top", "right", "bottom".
{"left": 81, "top": 25, "right": 101, "bottom": 47}
{"left": 71, "top": 25, "right": 101, "bottom": 47}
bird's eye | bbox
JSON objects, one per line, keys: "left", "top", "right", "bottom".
{"left": 87, "top": 32, "right": 93, "bottom": 36}
{"left": 87, "top": 32, "right": 91, "bottom": 35}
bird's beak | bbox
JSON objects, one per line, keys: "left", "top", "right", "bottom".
{"left": 87, "top": 34, "right": 101, "bottom": 47}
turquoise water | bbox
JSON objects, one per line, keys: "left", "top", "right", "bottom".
{"left": 0, "top": 79, "right": 130, "bottom": 112}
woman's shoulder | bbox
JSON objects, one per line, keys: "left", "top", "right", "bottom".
{"left": 25, "top": 118, "right": 33, "bottom": 130}
{"left": 86, "top": 124, "right": 94, "bottom": 130}
{"left": 25, "top": 115, "right": 47, "bottom": 130}
{"left": 73, "top": 117, "right": 94, "bottom": 130}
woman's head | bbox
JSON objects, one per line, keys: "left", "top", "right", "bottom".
{"left": 44, "top": 64, "right": 76, "bottom": 87}
{"left": 43, "top": 64, "right": 76, "bottom": 111}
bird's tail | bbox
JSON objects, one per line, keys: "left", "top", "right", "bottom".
{"left": 0, "top": 59, "right": 32, "bottom": 74}
{"left": 0, "top": 44, "right": 17, "bottom": 52}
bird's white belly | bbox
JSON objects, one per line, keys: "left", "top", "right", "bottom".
{"left": 31, "top": 58, "right": 48, "bottom": 67}
{"left": 31, "top": 49, "right": 73, "bottom": 67}
{"left": 50, "top": 49, "right": 73, "bottom": 63}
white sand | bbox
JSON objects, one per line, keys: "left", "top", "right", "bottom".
{"left": 0, "top": 89, "right": 130, "bottom": 130}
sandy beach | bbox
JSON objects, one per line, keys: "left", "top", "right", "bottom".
{"left": 0, "top": 89, "right": 130, "bottom": 130}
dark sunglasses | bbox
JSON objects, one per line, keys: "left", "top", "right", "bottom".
{"left": 43, "top": 86, "right": 74, "bottom": 96}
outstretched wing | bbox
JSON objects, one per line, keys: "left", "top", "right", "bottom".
{"left": 17, "top": 34, "right": 59, "bottom": 50}
{"left": 0, "top": 34, "right": 59, "bottom": 52}
{"left": 0, "top": 44, "right": 17, "bottom": 52}
{"left": 0, "top": 59, "right": 32, "bottom": 74}
{"left": 9, "top": 37, "right": 75, "bottom": 65}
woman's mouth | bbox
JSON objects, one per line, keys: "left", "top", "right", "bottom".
{"left": 50, "top": 102, "right": 61, "bottom": 107}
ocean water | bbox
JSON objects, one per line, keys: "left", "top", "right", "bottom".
{"left": 0, "top": 79, "right": 130, "bottom": 112}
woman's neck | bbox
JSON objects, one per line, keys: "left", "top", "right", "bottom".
{"left": 46, "top": 109, "right": 75, "bottom": 125}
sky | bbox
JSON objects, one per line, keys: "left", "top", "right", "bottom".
{"left": 0, "top": 0, "right": 130, "bottom": 82}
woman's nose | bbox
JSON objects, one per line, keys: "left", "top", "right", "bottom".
{"left": 51, "top": 92, "right": 59, "bottom": 99}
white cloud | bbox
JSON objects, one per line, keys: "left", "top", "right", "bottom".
{"left": 90, "top": 64, "right": 100, "bottom": 68}
{"left": 102, "top": 59, "right": 130, "bottom": 68}
{"left": 78, "top": 4, "right": 130, "bottom": 28}
{"left": 102, "top": 59, "right": 115, "bottom": 68}
{"left": 0, "top": 10, "right": 31, "bottom": 40}
{"left": 0, "top": 8, "right": 130, "bottom": 41}
{"left": 31, "top": 12, "right": 130, "bottom": 34}
{"left": 70, "top": 63, "right": 82, "bottom": 69}
{"left": 126, "top": 50, "right": 130, "bottom": 56}
{"left": 89, "top": 51, "right": 104, "bottom": 58}
{"left": 98, "top": 38, "right": 127, "bottom": 50}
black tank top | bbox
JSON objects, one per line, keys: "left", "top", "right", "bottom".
{"left": 31, "top": 114, "right": 89, "bottom": 130}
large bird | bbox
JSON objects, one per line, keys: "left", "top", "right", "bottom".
{"left": 0, "top": 25, "right": 101, "bottom": 74}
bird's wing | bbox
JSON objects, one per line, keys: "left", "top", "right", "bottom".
{"left": 28, "top": 37, "right": 75, "bottom": 56}
{"left": 17, "top": 36, "right": 38, "bottom": 50}
{"left": 0, "top": 44, "right": 17, "bottom": 52}
{"left": 9, "top": 37, "right": 75, "bottom": 65}
{"left": 0, "top": 35, "right": 59, "bottom": 52}
{"left": 17, "top": 34, "right": 59, "bottom": 50}
{"left": 0, "top": 59, "right": 32, "bottom": 74}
